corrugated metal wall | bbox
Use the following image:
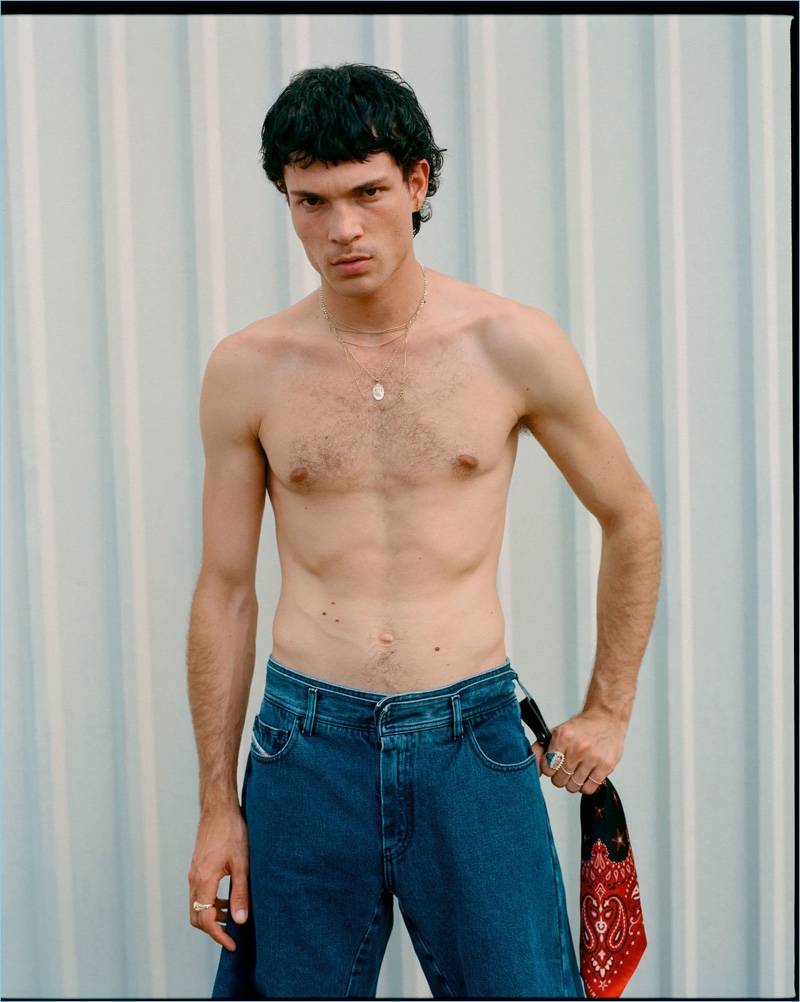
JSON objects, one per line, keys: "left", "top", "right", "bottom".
{"left": 2, "top": 13, "right": 793, "bottom": 1000}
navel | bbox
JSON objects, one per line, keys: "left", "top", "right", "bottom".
{"left": 456, "top": 453, "right": 479, "bottom": 470}
{"left": 289, "top": 465, "right": 309, "bottom": 484}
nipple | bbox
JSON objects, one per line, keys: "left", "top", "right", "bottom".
{"left": 457, "top": 453, "right": 479, "bottom": 470}
{"left": 378, "top": 632, "right": 396, "bottom": 646}
{"left": 289, "top": 466, "right": 309, "bottom": 484}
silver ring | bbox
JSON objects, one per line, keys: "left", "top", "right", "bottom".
{"left": 193, "top": 901, "right": 214, "bottom": 913}
{"left": 588, "top": 775, "right": 603, "bottom": 785}
{"left": 558, "top": 763, "right": 574, "bottom": 777}
{"left": 546, "top": 751, "right": 565, "bottom": 771}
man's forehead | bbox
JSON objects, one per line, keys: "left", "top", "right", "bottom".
{"left": 283, "top": 152, "right": 401, "bottom": 193}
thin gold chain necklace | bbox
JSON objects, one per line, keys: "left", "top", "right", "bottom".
{"left": 336, "top": 326, "right": 409, "bottom": 349}
{"left": 340, "top": 333, "right": 409, "bottom": 407}
{"left": 319, "top": 265, "right": 427, "bottom": 403}
{"left": 319, "top": 263, "right": 427, "bottom": 338}
{"left": 340, "top": 334, "right": 405, "bottom": 395}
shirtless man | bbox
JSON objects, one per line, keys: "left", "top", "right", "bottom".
{"left": 187, "top": 64, "right": 661, "bottom": 999}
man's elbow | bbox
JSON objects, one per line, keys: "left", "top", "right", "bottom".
{"left": 602, "top": 483, "right": 662, "bottom": 550}
{"left": 192, "top": 569, "right": 259, "bottom": 619}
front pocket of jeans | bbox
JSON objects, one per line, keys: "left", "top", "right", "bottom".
{"left": 250, "top": 710, "right": 297, "bottom": 763}
{"left": 466, "top": 702, "right": 539, "bottom": 773}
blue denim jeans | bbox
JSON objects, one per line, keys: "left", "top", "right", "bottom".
{"left": 213, "top": 658, "right": 583, "bottom": 999}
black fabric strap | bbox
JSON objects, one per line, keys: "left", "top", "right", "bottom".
{"left": 518, "top": 696, "right": 551, "bottom": 748}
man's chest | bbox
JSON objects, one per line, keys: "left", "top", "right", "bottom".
{"left": 260, "top": 359, "right": 518, "bottom": 495}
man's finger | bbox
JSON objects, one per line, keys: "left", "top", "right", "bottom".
{"left": 540, "top": 748, "right": 566, "bottom": 777}
{"left": 196, "top": 902, "right": 238, "bottom": 951}
{"left": 579, "top": 773, "right": 605, "bottom": 794}
{"left": 190, "top": 898, "right": 215, "bottom": 921}
{"left": 529, "top": 741, "right": 545, "bottom": 773}
{"left": 191, "top": 888, "right": 238, "bottom": 950}
{"left": 213, "top": 896, "right": 230, "bottom": 927}
{"left": 552, "top": 759, "right": 577, "bottom": 788}
{"left": 228, "top": 863, "right": 249, "bottom": 925}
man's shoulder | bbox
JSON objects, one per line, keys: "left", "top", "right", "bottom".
{"left": 434, "top": 272, "right": 564, "bottom": 357}
{"left": 204, "top": 296, "right": 317, "bottom": 374}
{"left": 434, "top": 274, "right": 586, "bottom": 420}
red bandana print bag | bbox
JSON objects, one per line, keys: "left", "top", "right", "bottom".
{"left": 520, "top": 696, "right": 647, "bottom": 998}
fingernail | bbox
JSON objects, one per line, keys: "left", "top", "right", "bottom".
{"left": 234, "top": 909, "right": 247, "bottom": 923}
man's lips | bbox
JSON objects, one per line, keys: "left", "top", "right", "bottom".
{"left": 330, "top": 255, "right": 371, "bottom": 274}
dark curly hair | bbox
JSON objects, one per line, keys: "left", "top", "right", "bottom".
{"left": 261, "top": 64, "right": 445, "bottom": 236}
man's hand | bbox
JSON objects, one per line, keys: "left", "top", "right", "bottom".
{"left": 539, "top": 709, "right": 626, "bottom": 795}
{"left": 188, "top": 807, "right": 250, "bottom": 951}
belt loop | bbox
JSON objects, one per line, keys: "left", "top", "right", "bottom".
{"left": 376, "top": 703, "right": 389, "bottom": 741}
{"left": 451, "top": 693, "right": 463, "bottom": 741}
{"left": 514, "top": 672, "right": 534, "bottom": 702}
{"left": 302, "top": 687, "right": 318, "bottom": 735}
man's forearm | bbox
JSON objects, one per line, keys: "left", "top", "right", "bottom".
{"left": 187, "top": 578, "right": 258, "bottom": 812}
{"left": 584, "top": 490, "right": 662, "bottom": 725}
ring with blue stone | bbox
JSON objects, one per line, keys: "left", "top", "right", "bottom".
{"left": 545, "top": 750, "right": 565, "bottom": 771}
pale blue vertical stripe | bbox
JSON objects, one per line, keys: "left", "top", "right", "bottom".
{"left": 13, "top": 16, "right": 77, "bottom": 995}
{"left": 561, "top": 15, "right": 602, "bottom": 694}
{"left": 373, "top": 14, "right": 404, "bottom": 73}
{"left": 106, "top": 16, "right": 167, "bottom": 997}
{"left": 201, "top": 15, "right": 229, "bottom": 347}
{"left": 279, "top": 15, "right": 316, "bottom": 305}
{"left": 747, "top": 15, "right": 793, "bottom": 998}
{"left": 653, "top": 16, "right": 698, "bottom": 996}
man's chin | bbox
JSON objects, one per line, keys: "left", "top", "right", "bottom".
{"left": 323, "top": 269, "right": 380, "bottom": 298}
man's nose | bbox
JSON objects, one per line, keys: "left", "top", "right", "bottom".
{"left": 327, "top": 203, "right": 363, "bottom": 244}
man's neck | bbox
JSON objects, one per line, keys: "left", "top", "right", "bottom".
{"left": 319, "top": 256, "right": 426, "bottom": 335}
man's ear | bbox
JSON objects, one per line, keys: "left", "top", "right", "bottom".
{"left": 408, "top": 159, "right": 430, "bottom": 205}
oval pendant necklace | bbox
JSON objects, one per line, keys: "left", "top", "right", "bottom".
{"left": 341, "top": 334, "right": 406, "bottom": 400}
{"left": 319, "top": 265, "right": 427, "bottom": 404}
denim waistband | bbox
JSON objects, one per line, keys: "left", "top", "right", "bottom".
{"left": 265, "top": 656, "right": 519, "bottom": 735}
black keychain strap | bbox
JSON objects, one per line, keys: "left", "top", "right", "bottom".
{"left": 519, "top": 695, "right": 551, "bottom": 749}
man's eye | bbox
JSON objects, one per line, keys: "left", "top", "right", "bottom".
{"left": 362, "top": 188, "right": 380, "bottom": 198}
{"left": 301, "top": 197, "right": 321, "bottom": 207}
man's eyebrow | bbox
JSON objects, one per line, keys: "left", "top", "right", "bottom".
{"left": 351, "top": 177, "right": 388, "bottom": 192}
{"left": 287, "top": 176, "right": 390, "bottom": 198}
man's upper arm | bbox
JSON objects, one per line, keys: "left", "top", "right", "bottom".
{"left": 518, "top": 311, "right": 651, "bottom": 529}
{"left": 198, "top": 339, "right": 267, "bottom": 588}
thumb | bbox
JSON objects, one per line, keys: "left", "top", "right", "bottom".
{"left": 229, "top": 863, "right": 249, "bottom": 924}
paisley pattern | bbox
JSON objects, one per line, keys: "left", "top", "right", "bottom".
{"left": 517, "top": 697, "right": 646, "bottom": 998}
{"left": 579, "top": 812, "right": 647, "bottom": 998}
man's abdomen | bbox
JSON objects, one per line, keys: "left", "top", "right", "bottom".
{"left": 270, "top": 568, "right": 507, "bottom": 694}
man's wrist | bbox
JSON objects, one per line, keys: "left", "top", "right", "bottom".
{"left": 579, "top": 696, "right": 632, "bottom": 729}
{"left": 198, "top": 785, "right": 242, "bottom": 817}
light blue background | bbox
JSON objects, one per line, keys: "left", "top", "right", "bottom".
{"left": 2, "top": 12, "right": 793, "bottom": 1000}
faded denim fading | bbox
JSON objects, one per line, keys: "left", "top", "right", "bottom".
{"left": 213, "top": 657, "right": 583, "bottom": 999}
